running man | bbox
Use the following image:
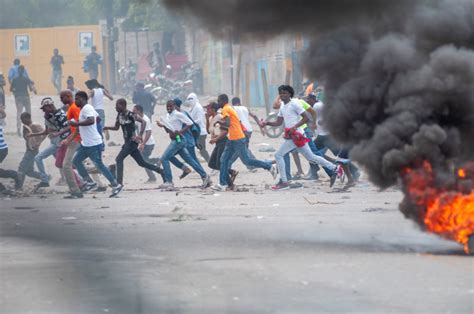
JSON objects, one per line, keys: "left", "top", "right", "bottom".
{"left": 30, "top": 97, "right": 70, "bottom": 191}
{"left": 133, "top": 104, "right": 159, "bottom": 183}
{"left": 59, "top": 90, "right": 84, "bottom": 199}
{"left": 185, "top": 93, "right": 210, "bottom": 162}
{"left": 157, "top": 100, "right": 211, "bottom": 190}
{"left": 70, "top": 91, "right": 122, "bottom": 197}
{"left": 261, "top": 85, "right": 337, "bottom": 191}
{"left": 103, "top": 98, "right": 164, "bottom": 186}
{"left": 213, "top": 94, "right": 277, "bottom": 191}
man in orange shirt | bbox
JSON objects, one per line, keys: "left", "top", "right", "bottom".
{"left": 59, "top": 90, "right": 83, "bottom": 198}
{"left": 212, "top": 94, "right": 277, "bottom": 191}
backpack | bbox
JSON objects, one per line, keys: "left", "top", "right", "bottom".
{"left": 184, "top": 112, "right": 201, "bottom": 147}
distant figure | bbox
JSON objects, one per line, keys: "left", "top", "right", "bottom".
{"left": 8, "top": 59, "right": 30, "bottom": 84}
{"left": 50, "top": 48, "right": 64, "bottom": 94}
{"left": 147, "top": 42, "right": 165, "bottom": 75}
{"left": 132, "top": 82, "right": 156, "bottom": 120}
{"left": 84, "top": 46, "right": 102, "bottom": 80}
{"left": 10, "top": 65, "right": 36, "bottom": 136}
{"left": 66, "top": 76, "right": 79, "bottom": 98}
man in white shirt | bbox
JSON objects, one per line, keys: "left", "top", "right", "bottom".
{"left": 156, "top": 99, "right": 211, "bottom": 189}
{"left": 134, "top": 104, "right": 159, "bottom": 182}
{"left": 262, "top": 85, "right": 337, "bottom": 191}
{"left": 70, "top": 91, "right": 123, "bottom": 197}
{"left": 185, "top": 93, "right": 210, "bottom": 162}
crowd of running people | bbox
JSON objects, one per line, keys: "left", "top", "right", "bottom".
{"left": 0, "top": 59, "right": 360, "bottom": 198}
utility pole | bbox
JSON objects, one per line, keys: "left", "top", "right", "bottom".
{"left": 105, "top": 0, "right": 116, "bottom": 93}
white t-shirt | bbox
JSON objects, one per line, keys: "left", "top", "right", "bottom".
{"left": 187, "top": 103, "right": 207, "bottom": 135}
{"left": 136, "top": 114, "right": 155, "bottom": 146}
{"left": 233, "top": 106, "right": 253, "bottom": 132}
{"left": 278, "top": 99, "right": 305, "bottom": 133}
{"left": 91, "top": 88, "right": 104, "bottom": 111}
{"left": 164, "top": 110, "right": 193, "bottom": 132}
{"left": 78, "top": 104, "right": 103, "bottom": 147}
{"left": 312, "top": 101, "right": 329, "bottom": 136}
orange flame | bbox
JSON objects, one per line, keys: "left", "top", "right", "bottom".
{"left": 402, "top": 162, "right": 474, "bottom": 252}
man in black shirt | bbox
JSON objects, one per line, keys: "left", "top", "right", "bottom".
{"left": 104, "top": 98, "right": 164, "bottom": 185}
{"left": 50, "top": 48, "right": 64, "bottom": 94}
{"left": 132, "top": 82, "right": 156, "bottom": 120}
{"left": 10, "top": 65, "right": 36, "bottom": 136}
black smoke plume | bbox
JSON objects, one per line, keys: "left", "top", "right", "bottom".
{"left": 163, "top": 0, "right": 474, "bottom": 228}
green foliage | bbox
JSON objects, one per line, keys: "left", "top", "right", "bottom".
{"left": 0, "top": 0, "right": 100, "bottom": 29}
{"left": 121, "top": 1, "right": 182, "bottom": 32}
{"left": 0, "top": 0, "right": 179, "bottom": 33}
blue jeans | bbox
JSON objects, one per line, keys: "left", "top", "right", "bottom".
{"left": 314, "top": 134, "right": 359, "bottom": 177}
{"left": 161, "top": 140, "right": 207, "bottom": 183}
{"left": 169, "top": 143, "right": 197, "bottom": 170}
{"left": 35, "top": 142, "right": 59, "bottom": 183}
{"left": 96, "top": 109, "right": 106, "bottom": 130}
{"left": 304, "top": 128, "right": 331, "bottom": 177}
{"left": 73, "top": 144, "right": 117, "bottom": 186}
{"left": 229, "top": 131, "right": 256, "bottom": 170}
{"left": 219, "top": 138, "right": 271, "bottom": 186}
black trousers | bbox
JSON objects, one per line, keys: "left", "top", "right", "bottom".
{"left": 115, "top": 141, "right": 162, "bottom": 185}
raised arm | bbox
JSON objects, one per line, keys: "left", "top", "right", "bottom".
{"left": 103, "top": 88, "right": 114, "bottom": 101}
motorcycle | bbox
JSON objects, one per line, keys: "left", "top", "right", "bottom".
{"left": 117, "top": 60, "right": 136, "bottom": 96}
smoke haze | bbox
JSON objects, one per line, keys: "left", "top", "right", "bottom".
{"left": 163, "top": 0, "right": 474, "bottom": 187}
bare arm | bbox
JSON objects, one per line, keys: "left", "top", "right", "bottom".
{"left": 293, "top": 113, "right": 309, "bottom": 130}
{"left": 28, "top": 129, "right": 49, "bottom": 137}
{"left": 70, "top": 116, "right": 95, "bottom": 127}
{"left": 103, "top": 88, "right": 114, "bottom": 101}
{"left": 61, "top": 128, "right": 78, "bottom": 146}
{"left": 134, "top": 115, "right": 146, "bottom": 137}
{"left": 211, "top": 117, "right": 230, "bottom": 143}
{"left": 103, "top": 120, "right": 120, "bottom": 131}
{"left": 263, "top": 116, "right": 284, "bottom": 127}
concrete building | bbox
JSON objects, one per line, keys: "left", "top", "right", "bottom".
{"left": 0, "top": 25, "right": 102, "bottom": 95}
{"left": 184, "top": 27, "right": 307, "bottom": 110}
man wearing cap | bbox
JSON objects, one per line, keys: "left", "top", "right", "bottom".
{"left": 132, "top": 82, "right": 156, "bottom": 121}
{"left": 29, "top": 97, "right": 70, "bottom": 191}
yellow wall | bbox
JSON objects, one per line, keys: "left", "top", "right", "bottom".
{"left": 0, "top": 25, "right": 102, "bottom": 95}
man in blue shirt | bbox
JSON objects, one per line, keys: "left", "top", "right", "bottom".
{"left": 8, "top": 59, "right": 30, "bottom": 84}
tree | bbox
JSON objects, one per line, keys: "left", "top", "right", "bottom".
{"left": 0, "top": 0, "right": 100, "bottom": 29}
{"left": 121, "top": 1, "right": 182, "bottom": 33}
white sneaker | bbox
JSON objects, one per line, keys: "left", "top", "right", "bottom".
{"left": 211, "top": 184, "right": 227, "bottom": 192}
{"left": 158, "top": 182, "right": 174, "bottom": 189}
{"left": 269, "top": 164, "right": 278, "bottom": 180}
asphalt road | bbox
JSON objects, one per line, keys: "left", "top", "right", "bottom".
{"left": 1, "top": 183, "right": 473, "bottom": 314}
{"left": 0, "top": 95, "right": 473, "bottom": 313}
